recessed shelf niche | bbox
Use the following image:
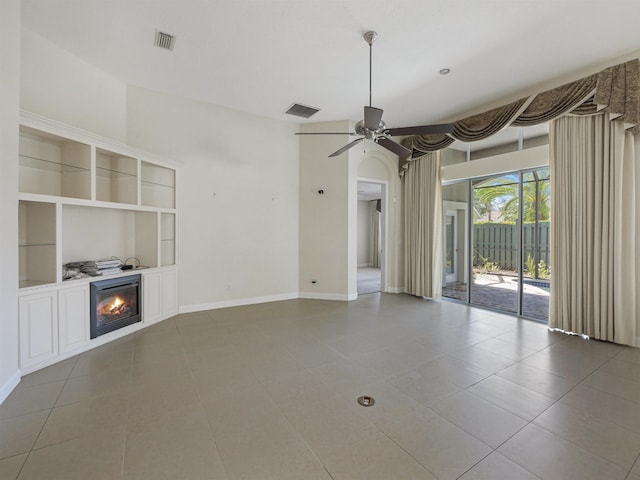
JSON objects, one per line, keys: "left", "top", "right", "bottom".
{"left": 96, "top": 148, "right": 138, "bottom": 204}
{"left": 160, "top": 213, "right": 176, "bottom": 266}
{"left": 19, "top": 126, "right": 91, "bottom": 199}
{"left": 19, "top": 201, "right": 57, "bottom": 288}
{"left": 141, "top": 161, "right": 175, "bottom": 209}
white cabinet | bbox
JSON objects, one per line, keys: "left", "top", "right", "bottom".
{"left": 19, "top": 290, "right": 58, "bottom": 370}
{"left": 143, "top": 268, "right": 178, "bottom": 325}
{"left": 142, "top": 271, "right": 162, "bottom": 325}
{"left": 162, "top": 268, "right": 178, "bottom": 317}
{"left": 58, "top": 285, "right": 89, "bottom": 354}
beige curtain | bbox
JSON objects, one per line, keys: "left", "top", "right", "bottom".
{"left": 403, "top": 152, "right": 443, "bottom": 298}
{"left": 368, "top": 200, "right": 380, "bottom": 268}
{"left": 550, "top": 113, "right": 638, "bottom": 345}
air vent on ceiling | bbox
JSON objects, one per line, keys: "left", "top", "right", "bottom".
{"left": 285, "top": 103, "right": 320, "bottom": 119}
{"left": 154, "top": 30, "right": 176, "bottom": 51}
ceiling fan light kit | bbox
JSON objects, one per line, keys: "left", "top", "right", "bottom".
{"left": 296, "top": 30, "right": 454, "bottom": 158}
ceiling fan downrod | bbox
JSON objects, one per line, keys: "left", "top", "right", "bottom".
{"left": 363, "top": 31, "right": 378, "bottom": 108}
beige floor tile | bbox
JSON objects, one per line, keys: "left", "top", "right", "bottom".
{"left": 616, "top": 347, "right": 640, "bottom": 366}
{"left": 0, "top": 381, "right": 64, "bottom": 419}
{"left": 583, "top": 369, "right": 640, "bottom": 404}
{"left": 220, "top": 438, "right": 329, "bottom": 480}
{"left": 0, "top": 411, "right": 48, "bottom": 460}
{"left": 350, "top": 340, "right": 442, "bottom": 378}
{"left": 202, "top": 382, "right": 281, "bottom": 433}
{"left": 533, "top": 401, "right": 640, "bottom": 470}
{"left": 337, "top": 381, "right": 431, "bottom": 433}
{"left": 632, "top": 458, "right": 640, "bottom": 475}
{"left": 19, "top": 358, "right": 76, "bottom": 388}
{"left": 70, "top": 346, "right": 133, "bottom": 378}
{"left": 430, "top": 390, "right": 528, "bottom": 448}
{"left": 283, "top": 394, "right": 379, "bottom": 456}
{"left": 596, "top": 355, "right": 640, "bottom": 383}
{"left": 383, "top": 408, "right": 492, "bottom": 480}
{"left": 414, "top": 327, "right": 491, "bottom": 353}
{"left": 458, "top": 451, "right": 541, "bottom": 479}
{"left": 628, "top": 472, "right": 640, "bottom": 480}
{"left": 320, "top": 430, "right": 437, "bottom": 480}
{"left": 449, "top": 345, "right": 515, "bottom": 373}
{"left": 123, "top": 409, "right": 226, "bottom": 480}
{"left": 473, "top": 337, "right": 537, "bottom": 362}
{"left": 263, "top": 370, "right": 336, "bottom": 413}
{"left": 498, "top": 423, "right": 626, "bottom": 480}
{"left": 246, "top": 349, "right": 305, "bottom": 382}
{"left": 35, "top": 391, "right": 129, "bottom": 449}
{"left": 467, "top": 375, "right": 555, "bottom": 420}
{"left": 559, "top": 384, "right": 640, "bottom": 434}
{"left": 56, "top": 366, "right": 131, "bottom": 406}
{"left": 522, "top": 347, "right": 605, "bottom": 382}
{"left": 311, "top": 359, "right": 381, "bottom": 394}
{"left": 127, "top": 377, "right": 201, "bottom": 425}
{"left": 19, "top": 424, "right": 126, "bottom": 480}
{"left": 414, "top": 355, "right": 492, "bottom": 388}
{"left": 0, "top": 453, "right": 27, "bottom": 480}
{"left": 389, "top": 368, "right": 462, "bottom": 407}
{"left": 496, "top": 361, "right": 577, "bottom": 399}
{"left": 283, "top": 339, "right": 345, "bottom": 369}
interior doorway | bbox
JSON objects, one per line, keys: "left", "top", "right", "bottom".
{"left": 357, "top": 180, "right": 384, "bottom": 294}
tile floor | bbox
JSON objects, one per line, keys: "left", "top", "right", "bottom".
{"left": 1, "top": 293, "right": 640, "bottom": 479}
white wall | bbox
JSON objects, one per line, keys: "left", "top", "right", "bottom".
{"left": 126, "top": 87, "right": 299, "bottom": 310}
{"left": 298, "top": 122, "right": 352, "bottom": 300}
{"left": 21, "top": 28, "right": 127, "bottom": 141}
{"left": 0, "top": 0, "right": 21, "bottom": 402}
{"left": 357, "top": 200, "right": 370, "bottom": 267}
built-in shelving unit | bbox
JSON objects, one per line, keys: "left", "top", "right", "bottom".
{"left": 17, "top": 111, "right": 179, "bottom": 373}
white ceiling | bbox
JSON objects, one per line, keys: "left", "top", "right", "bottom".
{"left": 21, "top": 1, "right": 640, "bottom": 129}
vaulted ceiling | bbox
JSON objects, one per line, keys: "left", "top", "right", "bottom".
{"left": 21, "top": 0, "right": 640, "bottom": 129}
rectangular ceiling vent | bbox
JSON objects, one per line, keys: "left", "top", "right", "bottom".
{"left": 285, "top": 103, "right": 320, "bottom": 119}
{"left": 154, "top": 30, "right": 176, "bottom": 51}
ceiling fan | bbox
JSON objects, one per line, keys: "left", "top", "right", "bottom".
{"left": 297, "top": 31, "right": 454, "bottom": 158}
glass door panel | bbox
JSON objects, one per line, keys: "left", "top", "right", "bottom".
{"left": 442, "top": 183, "right": 468, "bottom": 302}
{"left": 521, "top": 168, "right": 551, "bottom": 321}
{"left": 471, "top": 174, "right": 520, "bottom": 314}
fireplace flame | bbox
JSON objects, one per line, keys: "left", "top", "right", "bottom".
{"left": 108, "top": 296, "right": 126, "bottom": 315}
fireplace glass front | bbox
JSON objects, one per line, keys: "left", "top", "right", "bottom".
{"left": 90, "top": 274, "right": 141, "bottom": 338}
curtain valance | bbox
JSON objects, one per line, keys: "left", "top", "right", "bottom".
{"left": 399, "top": 58, "right": 640, "bottom": 176}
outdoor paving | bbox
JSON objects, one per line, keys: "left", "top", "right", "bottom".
{"left": 442, "top": 273, "right": 550, "bottom": 321}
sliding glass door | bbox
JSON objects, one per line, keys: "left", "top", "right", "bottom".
{"left": 442, "top": 168, "right": 551, "bottom": 322}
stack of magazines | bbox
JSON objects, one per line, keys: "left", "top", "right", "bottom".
{"left": 80, "top": 257, "right": 123, "bottom": 276}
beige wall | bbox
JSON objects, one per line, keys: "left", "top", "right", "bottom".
{"left": 126, "top": 87, "right": 300, "bottom": 310}
{"left": 21, "top": 29, "right": 127, "bottom": 142}
{"left": 0, "top": 0, "right": 21, "bottom": 402}
{"left": 298, "top": 122, "right": 352, "bottom": 299}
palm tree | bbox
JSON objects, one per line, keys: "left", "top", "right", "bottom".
{"left": 473, "top": 170, "right": 550, "bottom": 223}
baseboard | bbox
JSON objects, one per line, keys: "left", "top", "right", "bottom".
{"left": 385, "top": 286, "right": 405, "bottom": 294}
{"left": 0, "top": 370, "right": 21, "bottom": 406}
{"left": 179, "top": 292, "right": 299, "bottom": 314}
{"left": 299, "top": 292, "right": 357, "bottom": 301}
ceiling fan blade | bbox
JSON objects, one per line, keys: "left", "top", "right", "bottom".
{"left": 328, "top": 138, "right": 364, "bottom": 157}
{"left": 364, "top": 106, "right": 384, "bottom": 130}
{"left": 295, "top": 132, "right": 357, "bottom": 135}
{"left": 375, "top": 136, "right": 412, "bottom": 157}
{"left": 385, "top": 123, "right": 455, "bottom": 136}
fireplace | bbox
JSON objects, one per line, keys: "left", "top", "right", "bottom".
{"left": 90, "top": 274, "right": 141, "bottom": 339}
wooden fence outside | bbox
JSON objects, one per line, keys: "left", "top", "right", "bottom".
{"left": 473, "top": 222, "right": 550, "bottom": 271}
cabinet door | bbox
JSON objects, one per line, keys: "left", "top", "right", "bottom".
{"left": 143, "top": 271, "right": 162, "bottom": 324}
{"left": 58, "top": 285, "right": 89, "bottom": 354}
{"left": 19, "top": 291, "right": 58, "bottom": 369}
{"left": 161, "top": 269, "right": 178, "bottom": 317}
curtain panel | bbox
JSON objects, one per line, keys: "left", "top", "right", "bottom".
{"left": 402, "top": 152, "right": 443, "bottom": 298}
{"left": 368, "top": 200, "right": 381, "bottom": 268}
{"left": 399, "top": 59, "right": 640, "bottom": 177}
{"left": 550, "top": 114, "right": 638, "bottom": 345}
